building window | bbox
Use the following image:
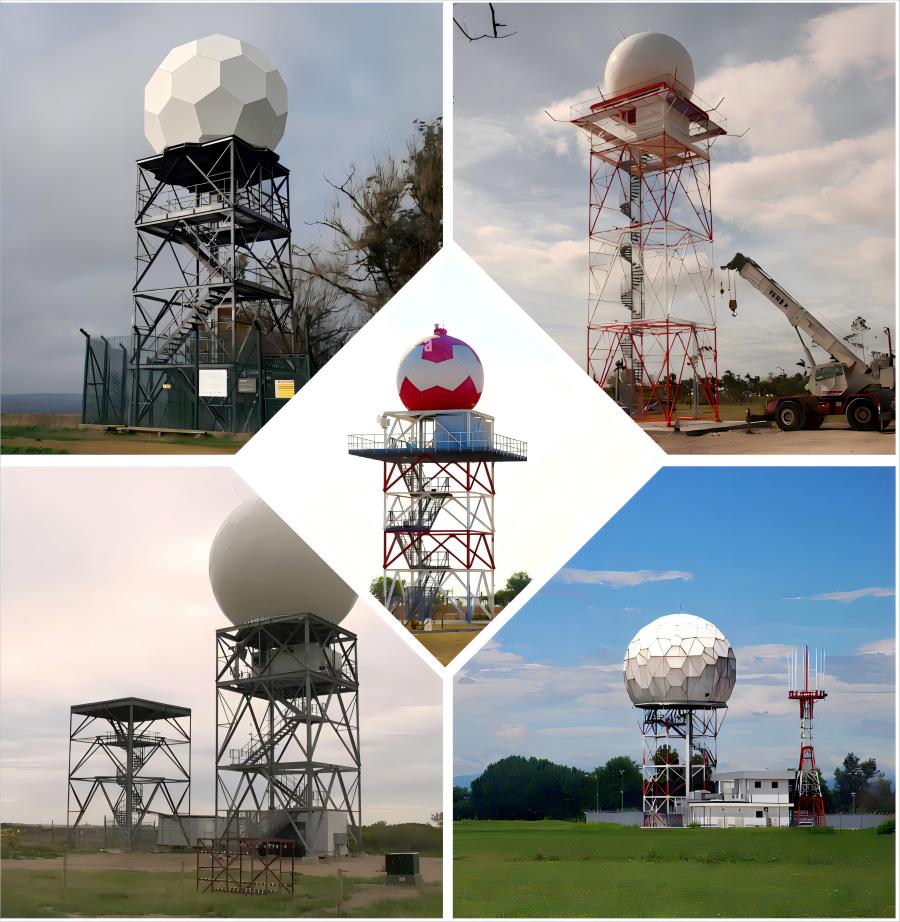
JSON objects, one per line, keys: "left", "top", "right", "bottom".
{"left": 756, "top": 811, "right": 763, "bottom": 819}
{"left": 754, "top": 781, "right": 762, "bottom": 788}
{"left": 771, "top": 781, "right": 778, "bottom": 789}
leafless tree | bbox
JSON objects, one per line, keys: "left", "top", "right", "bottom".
{"left": 454, "top": 3, "right": 517, "bottom": 42}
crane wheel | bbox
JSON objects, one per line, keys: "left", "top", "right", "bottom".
{"left": 846, "top": 399, "right": 878, "bottom": 432}
{"left": 804, "top": 412, "right": 824, "bottom": 430}
{"left": 775, "top": 401, "right": 805, "bottom": 431}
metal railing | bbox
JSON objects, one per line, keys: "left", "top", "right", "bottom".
{"left": 348, "top": 432, "right": 527, "bottom": 456}
{"left": 137, "top": 182, "right": 288, "bottom": 229}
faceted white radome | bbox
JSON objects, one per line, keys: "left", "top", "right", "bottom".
{"left": 604, "top": 32, "right": 695, "bottom": 97}
{"left": 144, "top": 34, "right": 288, "bottom": 154}
{"left": 623, "top": 613, "right": 736, "bottom": 707}
{"left": 208, "top": 497, "right": 357, "bottom": 626}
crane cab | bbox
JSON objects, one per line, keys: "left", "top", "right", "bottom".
{"left": 808, "top": 362, "right": 848, "bottom": 397}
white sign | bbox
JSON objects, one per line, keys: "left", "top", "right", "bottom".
{"left": 198, "top": 369, "right": 228, "bottom": 398}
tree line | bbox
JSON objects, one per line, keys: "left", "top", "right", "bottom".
{"left": 454, "top": 751, "right": 895, "bottom": 821}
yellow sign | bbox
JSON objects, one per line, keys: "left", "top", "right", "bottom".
{"left": 274, "top": 379, "right": 295, "bottom": 400}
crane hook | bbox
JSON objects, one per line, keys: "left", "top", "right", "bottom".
{"left": 729, "top": 298, "right": 738, "bottom": 317}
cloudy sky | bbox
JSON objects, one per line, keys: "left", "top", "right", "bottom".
{"left": 0, "top": 468, "right": 442, "bottom": 825}
{"left": 0, "top": 3, "right": 441, "bottom": 394}
{"left": 455, "top": 467, "right": 896, "bottom": 785}
{"left": 453, "top": 2, "right": 896, "bottom": 376}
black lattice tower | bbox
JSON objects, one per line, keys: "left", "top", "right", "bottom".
{"left": 67, "top": 698, "right": 191, "bottom": 851}
{"left": 129, "top": 136, "right": 303, "bottom": 431}
{"left": 638, "top": 705, "right": 723, "bottom": 827}
{"left": 215, "top": 614, "right": 361, "bottom": 856}
{"left": 349, "top": 410, "right": 527, "bottom": 625}
{"left": 788, "top": 646, "right": 827, "bottom": 826}
{"left": 570, "top": 77, "right": 726, "bottom": 425}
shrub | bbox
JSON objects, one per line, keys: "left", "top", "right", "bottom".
{"left": 876, "top": 819, "right": 895, "bottom": 836}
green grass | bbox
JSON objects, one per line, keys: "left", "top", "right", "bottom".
{"left": 454, "top": 821, "right": 896, "bottom": 917}
{"left": 0, "top": 444, "right": 70, "bottom": 454}
{"left": 0, "top": 425, "right": 245, "bottom": 450}
{"left": 0, "top": 866, "right": 399, "bottom": 918}
{"left": 346, "top": 888, "right": 442, "bottom": 917}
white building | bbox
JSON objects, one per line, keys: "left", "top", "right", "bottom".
{"left": 686, "top": 770, "right": 795, "bottom": 827}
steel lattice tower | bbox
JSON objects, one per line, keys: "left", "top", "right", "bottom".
{"left": 638, "top": 705, "right": 723, "bottom": 827}
{"left": 788, "top": 646, "right": 828, "bottom": 826}
{"left": 570, "top": 73, "right": 727, "bottom": 426}
{"left": 67, "top": 698, "right": 191, "bottom": 851}
{"left": 214, "top": 614, "right": 361, "bottom": 856}
{"left": 350, "top": 411, "right": 527, "bottom": 625}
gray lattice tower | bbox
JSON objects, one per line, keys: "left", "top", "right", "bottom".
{"left": 67, "top": 698, "right": 191, "bottom": 851}
{"left": 215, "top": 614, "right": 361, "bottom": 856}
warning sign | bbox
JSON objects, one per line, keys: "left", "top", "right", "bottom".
{"left": 274, "top": 379, "right": 295, "bottom": 400}
{"left": 198, "top": 369, "right": 228, "bottom": 397}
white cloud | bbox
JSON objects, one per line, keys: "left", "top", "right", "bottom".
{"left": 805, "top": 4, "right": 896, "bottom": 80}
{"left": 785, "top": 587, "right": 895, "bottom": 603}
{"left": 558, "top": 568, "right": 693, "bottom": 587}
{"left": 856, "top": 638, "right": 896, "bottom": 656}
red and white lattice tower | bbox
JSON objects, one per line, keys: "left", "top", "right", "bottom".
{"left": 788, "top": 646, "right": 828, "bottom": 826}
{"left": 570, "top": 33, "right": 727, "bottom": 425}
{"left": 349, "top": 326, "right": 526, "bottom": 627}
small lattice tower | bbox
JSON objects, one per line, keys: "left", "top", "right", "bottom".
{"left": 788, "top": 646, "right": 828, "bottom": 826}
{"left": 569, "top": 33, "right": 727, "bottom": 426}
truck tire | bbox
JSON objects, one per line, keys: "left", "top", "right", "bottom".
{"left": 847, "top": 399, "right": 878, "bottom": 432}
{"left": 775, "top": 400, "right": 805, "bottom": 432}
{"left": 804, "top": 412, "right": 824, "bottom": 430}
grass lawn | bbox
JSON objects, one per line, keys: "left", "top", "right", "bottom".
{"left": 454, "top": 821, "right": 896, "bottom": 918}
{"left": 0, "top": 866, "right": 440, "bottom": 918}
{"left": 0, "top": 425, "right": 245, "bottom": 454}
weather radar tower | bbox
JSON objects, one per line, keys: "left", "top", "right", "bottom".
{"left": 788, "top": 646, "right": 828, "bottom": 826}
{"left": 349, "top": 326, "right": 526, "bottom": 625}
{"left": 624, "top": 614, "right": 736, "bottom": 827}
{"left": 207, "top": 497, "right": 361, "bottom": 869}
{"left": 570, "top": 33, "right": 727, "bottom": 426}
{"left": 82, "top": 35, "right": 307, "bottom": 433}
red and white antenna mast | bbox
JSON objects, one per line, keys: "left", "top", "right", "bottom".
{"left": 788, "top": 646, "right": 828, "bottom": 826}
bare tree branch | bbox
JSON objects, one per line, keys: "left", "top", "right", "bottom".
{"left": 454, "top": 3, "right": 517, "bottom": 42}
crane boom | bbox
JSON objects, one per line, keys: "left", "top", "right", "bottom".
{"left": 722, "top": 253, "right": 864, "bottom": 372}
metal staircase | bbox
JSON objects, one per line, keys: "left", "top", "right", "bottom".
{"left": 229, "top": 709, "right": 304, "bottom": 767}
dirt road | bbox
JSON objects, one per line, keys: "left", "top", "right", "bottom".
{"left": 650, "top": 424, "right": 896, "bottom": 455}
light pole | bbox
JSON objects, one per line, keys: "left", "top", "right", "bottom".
{"left": 851, "top": 791, "right": 856, "bottom": 815}
{"left": 595, "top": 771, "right": 599, "bottom": 813}
{"left": 619, "top": 769, "right": 625, "bottom": 812}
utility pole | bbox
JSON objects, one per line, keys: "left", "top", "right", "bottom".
{"left": 619, "top": 769, "right": 625, "bottom": 812}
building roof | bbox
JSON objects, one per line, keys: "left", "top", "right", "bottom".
{"left": 70, "top": 697, "right": 190, "bottom": 721}
{"left": 714, "top": 770, "right": 796, "bottom": 781}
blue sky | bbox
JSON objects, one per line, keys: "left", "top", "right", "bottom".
{"left": 453, "top": 2, "right": 895, "bottom": 375}
{"left": 0, "top": 3, "right": 441, "bottom": 393}
{"left": 455, "top": 467, "right": 896, "bottom": 784}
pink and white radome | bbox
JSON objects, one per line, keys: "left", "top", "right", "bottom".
{"left": 396, "top": 326, "right": 484, "bottom": 411}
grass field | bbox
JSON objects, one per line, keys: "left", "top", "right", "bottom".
{"left": 0, "top": 425, "right": 245, "bottom": 454}
{"left": 413, "top": 624, "right": 487, "bottom": 665}
{"left": 0, "top": 866, "right": 441, "bottom": 917}
{"left": 454, "top": 821, "right": 896, "bottom": 918}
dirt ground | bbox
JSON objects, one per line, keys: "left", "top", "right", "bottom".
{"left": 649, "top": 423, "right": 896, "bottom": 455}
{"left": 413, "top": 624, "right": 487, "bottom": 666}
{"left": 7, "top": 850, "right": 442, "bottom": 883}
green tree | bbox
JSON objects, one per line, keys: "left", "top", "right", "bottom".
{"left": 370, "top": 575, "right": 405, "bottom": 605}
{"left": 589, "top": 756, "right": 642, "bottom": 811}
{"left": 833, "top": 753, "right": 878, "bottom": 810}
{"left": 495, "top": 571, "right": 531, "bottom": 607}
{"left": 453, "top": 785, "right": 475, "bottom": 820}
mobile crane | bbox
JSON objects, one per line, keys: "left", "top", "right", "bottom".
{"left": 721, "top": 253, "right": 895, "bottom": 432}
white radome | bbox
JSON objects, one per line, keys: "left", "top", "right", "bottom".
{"left": 209, "top": 497, "right": 356, "bottom": 625}
{"left": 623, "top": 613, "right": 735, "bottom": 707}
{"left": 144, "top": 34, "right": 288, "bottom": 154}
{"left": 604, "top": 32, "right": 695, "bottom": 97}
